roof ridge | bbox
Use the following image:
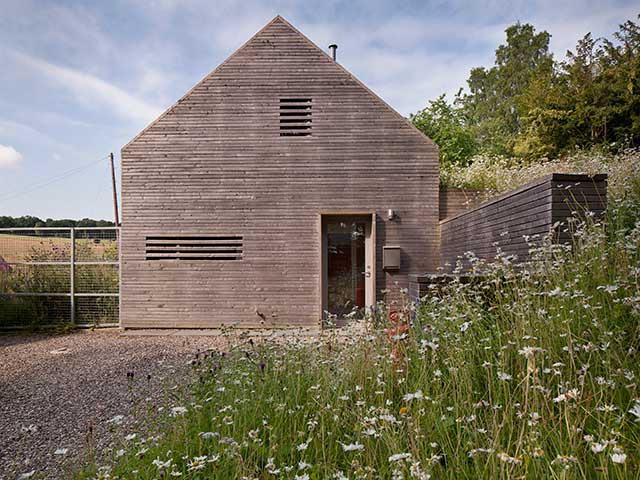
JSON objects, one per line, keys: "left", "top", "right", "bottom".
{"left": 123, "top": 15, "right": 436, "bottom": 152}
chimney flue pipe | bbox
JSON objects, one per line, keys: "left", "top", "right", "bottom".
{"left": 328, "top": 44, "right": 338, "bottom": 61}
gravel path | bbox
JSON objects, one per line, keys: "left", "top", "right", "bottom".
{"left": 0, "top": 330, "right": 227, "bottom": 480}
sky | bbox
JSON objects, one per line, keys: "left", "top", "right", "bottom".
{"left": 0, "top": 0, "right": 637, "bottom": 221}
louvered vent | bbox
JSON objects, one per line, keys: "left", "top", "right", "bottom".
{"left": 280, "top": 98, "right": 312, "bottom": 136}
{"left": 145, "top": 236, "right": 243, "bottom": 261}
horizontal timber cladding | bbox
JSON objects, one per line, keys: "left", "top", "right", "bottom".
{"left": 439, "top": 174, "right": 607, "bottom": 271}
{"left": 120, "top": 16, "right": 439, "bottom": 329}
{"left": 439, "top": 188, "right": 490, "bottom": 221}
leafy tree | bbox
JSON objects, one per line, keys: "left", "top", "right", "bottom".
{"left": 413, "top": 15, "right": 640, "bottom": 162}
{"left": 461, "top": 23, "right": 554, "bottom": 155}
{"left": 516, "top": 17, "right": 640, "bottom": 157}
{"left": 0, "top": 216, "right": 113, "bottom": 228}
{"left": 595, "top": 18, "right": 640, "bottom": 147}
{"left": 410, "top": 94, "right": 477, "bottom": 166}
{"left": 514, "top": 61, "right": 572, "bottom": 158}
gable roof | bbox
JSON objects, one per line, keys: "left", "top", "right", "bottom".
{"left": 123, "top": 15, "right": 435, "bottom": 151}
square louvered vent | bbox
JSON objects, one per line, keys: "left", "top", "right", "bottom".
{"left": 280, "top": 98, "right": 312, "bottom": 136}
{"left": 145, "top": 235, "right": 243, "bottom": 261}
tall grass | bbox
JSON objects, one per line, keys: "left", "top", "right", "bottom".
{"left": 441, "top": 149, "right": 640, "bottom": 201}
{"left": 75, "top": 212, "right": 639, "bottom": 479}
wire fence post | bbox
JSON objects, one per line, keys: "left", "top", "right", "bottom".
{"left": 70, "top": 227, "right": 75, "bottom": 324}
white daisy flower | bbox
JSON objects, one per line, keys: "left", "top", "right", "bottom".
{"left": 389, "top": 452, "right": 412, "bottom": 462}
{"left": 170, "top": 406, "right": 187, "bottom": 417}
{"left": 152, "top": 457, "right": 173, "bottom": 469}
{"left": 403, "top": 390, "right": 424, "bottom": 401}
{"left": 340, "top": 442, "right": 364, "bottom": 452}
{"left": 611, "top": 452, "right": 627, "bottom": 464}
{"left": 187, "top": 456, "right": 207, "bottom": 471}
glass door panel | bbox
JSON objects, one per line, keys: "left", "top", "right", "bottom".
{"left": 326, "top": 218, "right": 366, "bottom": 317}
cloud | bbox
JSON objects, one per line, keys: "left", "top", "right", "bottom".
{"left": 0, "top": 144, "right": 23, "bottom": 168}
{"left": 0, "top": 118, "right": 76, "bottom": 155}
{"left": 10, "top": 51, "right": 163, "bottom": 123}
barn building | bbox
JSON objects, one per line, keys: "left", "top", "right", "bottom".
{"left": 120, "top": 15, "right": 439, "bottom": 329}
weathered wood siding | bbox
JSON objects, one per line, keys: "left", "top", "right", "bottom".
{"left": 439, "top": 188, "right": 489, "bottom": 221}
{"left": 440, "top": 174, "right": 607, "bottom": 270}
{"left": 120, "top": 16, "right": 439, "bottom": 328}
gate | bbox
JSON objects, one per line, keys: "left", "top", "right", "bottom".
{"left": 0, "top": 227, "right": 119, "bottom": 328}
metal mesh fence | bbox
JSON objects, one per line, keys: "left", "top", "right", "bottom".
{"left": 0, "top": 227, "right": 119, "bottom": 328}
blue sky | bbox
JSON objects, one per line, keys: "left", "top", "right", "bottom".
{"left": 0, "top": 0, "right": 637, "bottom": 220}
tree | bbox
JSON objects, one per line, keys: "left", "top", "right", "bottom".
{"left": 410, "top": 94, "right": 477, "bottom": 166}
{"left": 601, "top": 18, "right": 640, "bottom": 147}
{"left": 0, "top": 216, "right": 113, "bottom": 228}
{"left": 413, "top": 16, "right": 640, "bottom": 162}
{"left": 515, "top": 17, "right": 640, "bottom": 156}
{"left": 461, "top": 23, "right": 554, "bottom": 156}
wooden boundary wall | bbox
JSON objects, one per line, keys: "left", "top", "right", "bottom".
{"left": 439, "top": 173, "right": 607, "bottom": 270}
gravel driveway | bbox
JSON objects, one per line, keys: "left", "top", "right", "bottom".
{"left": 0, "top": 330, "right": 227, "bottom": 480}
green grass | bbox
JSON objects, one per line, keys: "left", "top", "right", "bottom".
{"left": 74, "top": 211, "right": 639, "bottom": 479}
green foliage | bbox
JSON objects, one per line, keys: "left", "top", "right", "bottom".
{"left": 412, "top": 15, "right": 640, "bottom": 164}
{"left": 462, "top": 23, "right": 554, "bottom": 156}
{"left": 439, "top": 149, "right": 639, "bottom": 208}
{"left": 0, "top": 216, "right": 114, "bottom": 228}
{"left": 516, "top": 21, "right": 640, "bottom": 158}
{"left": 410, "top": 94, "right": 477, "bottom": 166}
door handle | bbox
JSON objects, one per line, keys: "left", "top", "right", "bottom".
{"left": 361, "top": 271, "right": 371, "bottom": 278}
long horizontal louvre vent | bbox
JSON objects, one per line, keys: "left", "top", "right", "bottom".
{"left": 145, "top": 236, "right": 243, "bottom": 261}
{"left": 280, "top": 98, "right": 312, "bottom": 136}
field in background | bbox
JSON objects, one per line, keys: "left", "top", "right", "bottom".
{"left": 0, "top": 233, "right": 116, "bottom": 262}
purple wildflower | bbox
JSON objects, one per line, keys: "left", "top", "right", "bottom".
{"left": 0, "top": 256, "right": 12, "bottom": 273}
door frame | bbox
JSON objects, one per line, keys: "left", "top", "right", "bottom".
{"left": 318, "top": 211, "right": 376, "bottom": 324}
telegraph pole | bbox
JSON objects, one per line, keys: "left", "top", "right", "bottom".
{"left": 109, "top": 152, "right": 120, "bottom": 228}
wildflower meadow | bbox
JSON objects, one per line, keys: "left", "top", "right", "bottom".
{"left": 77, "top": 151, "right": 639, "bottom": 480}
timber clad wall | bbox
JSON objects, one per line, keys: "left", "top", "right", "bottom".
{"left": 440, "top": 174, "right": 607, "bottom": 270}
{"left": 439, "top": 189, "right": 489, "bottom": 221}
{"left": 120, "top": 16, "right": 439, "bottom": 328}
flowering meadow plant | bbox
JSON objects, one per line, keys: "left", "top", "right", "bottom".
{"left": 78, "top": 216, "right": 639, "bottom": 479}
{"left": 77, "top": 153, "right": 639, "bottom": 479}
{"left": 440, "top": 148, "right": 640, "bottom": 203}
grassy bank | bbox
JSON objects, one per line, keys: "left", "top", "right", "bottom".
{"left": 440, "top": 149, "right": 640, "bottom": 200}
